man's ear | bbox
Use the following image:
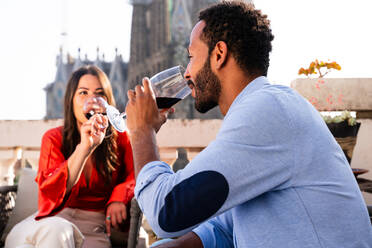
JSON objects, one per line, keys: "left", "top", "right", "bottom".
{"left": 213, "top": 41, "right": 228, "bottom": 69}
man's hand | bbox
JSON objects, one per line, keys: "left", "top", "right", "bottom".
{"left": 125, "top": 78, "right": 174, "bottom": 178}
{"left": 152, "top": 232, "right": 203, "bottom": 248}
{"left": 125, "top": 78, "right": 172, "bottom": 134}
{"left": 105, "top": 202, "right": 127, "bottom": 237}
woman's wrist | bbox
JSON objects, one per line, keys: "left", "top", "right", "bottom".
{"left": 76, "top": 143, "right": 93, "bottom": 157}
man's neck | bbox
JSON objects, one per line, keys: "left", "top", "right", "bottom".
{"left": 218, "top": 73, "right": 260, "bottom": 115}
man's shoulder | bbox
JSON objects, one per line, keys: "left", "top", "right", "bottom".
{"left": 238, "top": 82, "right": 303, "bottom": 113}
{"left": 222, "top": 84, "right": 300, "bottom": 137}
{"left": 233, "top": 84, "right": 290, "bottom": 112}
{"left": 254, "top": 83, "right": 294, "bottom": 99}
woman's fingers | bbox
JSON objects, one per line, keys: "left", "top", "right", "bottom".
{"left": 121, "top": 206, "right": 127, "bottom": 221}
{"left": 111, "top": 212, "right": 119, "bottom": 229}
{"left": 102, "top": 115, "right": 108, "bottom": 129}
{"left": 92, "top": 114, "right": 107, "bottom": 131}
{"left": 81, "top": 120, "right": 95, "bottom": 140}
{"left": 85, "top": 114, "right": 108, "bottom": 139}
{"left": 105, "top": 217, "right": 111, "bottom": 237}
{"left": 116, "top": 211, "right": 123, "bottom": 224}
{"left": 111, "top": 208, "right": 126, "bottom": 228}
{"left": 111, "top": 213, "right": 116, "bottom": 228}
{"left": 106, "top": 203, "right": 127, "bottom": 231}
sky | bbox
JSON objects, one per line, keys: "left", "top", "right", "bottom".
{"left": 0, "top": 0, "right": 371, "bottom": 120}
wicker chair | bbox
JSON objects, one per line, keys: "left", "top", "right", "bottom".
{"left": 0, "top": 185, "right": 17, "bottom": 243}
{"left": 0, "top": 185, "right": 143, "bottom": 248}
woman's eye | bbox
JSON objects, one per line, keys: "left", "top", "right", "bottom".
{"left": 96, "top": 92, "right": 105, "bottom": 96}
{"left": 79, "top": 91, "right": 88, "bottom": 95}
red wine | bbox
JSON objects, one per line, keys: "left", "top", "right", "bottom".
{"left": 85, "top": 112, "right": 106, "bottom": 120}
{"left": 85, "top": 113, "right": 93, "bottom": 120}
{"left": 156, "top": 97, "right": 181, "bottom": 109}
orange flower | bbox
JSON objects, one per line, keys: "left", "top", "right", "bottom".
{"left": 298, "top": 59, "right": 341, "bottom": 78}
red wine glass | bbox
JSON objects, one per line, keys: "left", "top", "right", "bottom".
{"left": 106, "top": 65, "right": 191, "bottom": 132}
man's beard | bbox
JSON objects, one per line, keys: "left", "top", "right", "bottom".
{"left": 193, "top": 55, "right": 221, "bottom": 113}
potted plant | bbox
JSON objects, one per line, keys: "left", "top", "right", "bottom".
{"left": 322, "top": 111, "right": 360, "bottom": 138}
{"left": 322, "top": 111, "right": 361, "bottom": 163}
{"left": 298, "top": 60, "right": 361, "bottom": 164}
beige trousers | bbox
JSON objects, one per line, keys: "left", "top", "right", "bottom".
{"left": 5, "top": 208, "right": 111, "bottom": 248}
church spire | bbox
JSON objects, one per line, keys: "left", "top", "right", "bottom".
{"left": 73, "top": 48, "right": 84, "bottom": 71}
{"left": 54, "top": 46, "right": 68, "bottom": 82}
{"left": 96, "top": 47, "right": 100, "bottom": 60}
{"left": 94, "top": 47, "right": 104, "bottom": 70}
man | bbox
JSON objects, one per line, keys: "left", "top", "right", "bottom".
{"left": 125, "top": 1, "right": 372, "bottom": 247}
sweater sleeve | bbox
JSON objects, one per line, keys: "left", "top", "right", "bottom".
{"left": 107, "top": 131, "right": 135, "bottom": 206}
{"left": 35, "top": 127, "right": 78, "bottom": 220}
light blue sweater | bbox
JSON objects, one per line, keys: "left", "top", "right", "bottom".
{"left": 135, "top": 76, "right": 372, "bottom": 247}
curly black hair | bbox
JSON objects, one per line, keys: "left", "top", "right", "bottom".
{"left": 199, "top": 1, "right": 274, "bottom": 76}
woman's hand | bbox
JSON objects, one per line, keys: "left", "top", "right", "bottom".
{"left": 66, "top": 114, "right": 108, "bottom": 192}
{"left": 105, "top": 202, "right": 127, "bottom": 237}
{"left": 80, "top": 114, "right": 108, "bottom": 153}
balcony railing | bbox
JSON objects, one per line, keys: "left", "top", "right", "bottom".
{"left": 0, "top": 119, "right": 222, "bottom": 185}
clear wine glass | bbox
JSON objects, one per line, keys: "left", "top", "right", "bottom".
{"left": 83, "top": 96, "right": 107, "bottom": 120}
{"left": 83, "top": 96, "right": 110, "bottom": 136}
{"left": 106, "top": 65, "right": 191, "bottom": 132}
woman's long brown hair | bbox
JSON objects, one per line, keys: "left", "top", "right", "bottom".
{"left": 62, "top": 65, "right": 118, "bottom": 185}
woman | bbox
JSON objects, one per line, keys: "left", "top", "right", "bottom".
{"left": 6, "top": 65, "right": 134, "bottom": 248}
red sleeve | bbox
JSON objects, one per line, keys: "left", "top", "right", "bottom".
{"left": 107, "top": 131, "right": 135, "bottom": 206}
{"left": 35, "top": 127, "right": 77, "bottom": 219}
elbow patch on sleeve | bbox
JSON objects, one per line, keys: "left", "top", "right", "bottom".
{"left": 158, "top": 170, "right": 229, "bottom": 232}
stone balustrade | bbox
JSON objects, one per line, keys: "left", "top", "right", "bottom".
{"left": 291, "top": 78, "right": 372, "bottom": 112}
{"left": 1, "top": 78, "right": 372, "bottom": 185}
{"left": 0, "top": 119, "right": 222, "bottom": 185}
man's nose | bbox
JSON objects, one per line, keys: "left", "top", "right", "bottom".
{"left": 184, "top": 67, "right": 191, "bottom": 80}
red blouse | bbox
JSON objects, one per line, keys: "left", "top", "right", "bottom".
{"left": 35, "top": 126, "right": 135, "bottom": 220}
